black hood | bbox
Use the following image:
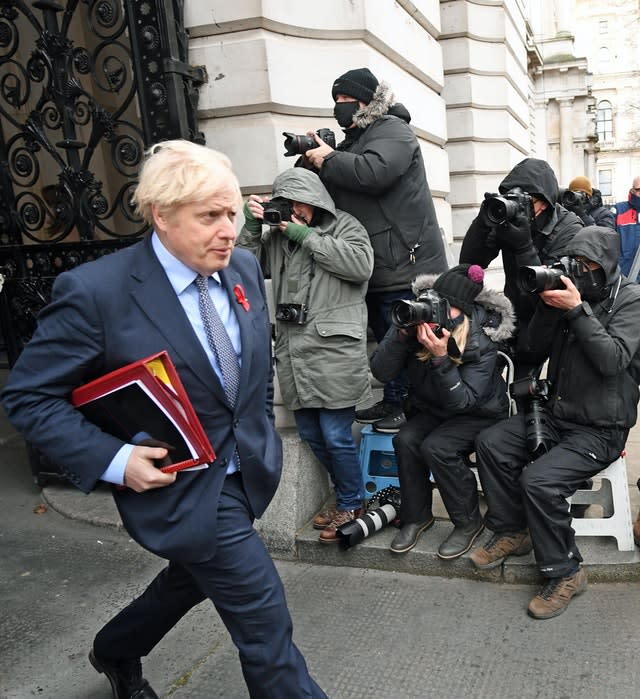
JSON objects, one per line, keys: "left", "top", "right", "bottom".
{"left": 499, "top": 158, "right": 559, "bottom": 209}
{"left": 564, "top": 225, "right": 621, "bottom": 286}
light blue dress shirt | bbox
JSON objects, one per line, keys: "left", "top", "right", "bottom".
{"left": 100, "top": 233, "right": 242, "bottom": 484}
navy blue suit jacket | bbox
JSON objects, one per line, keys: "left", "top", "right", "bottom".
{"left": 2, "top": 236, "right": 283, "bottom": 563}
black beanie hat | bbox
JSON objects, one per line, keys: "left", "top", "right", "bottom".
{"left": 432, "top": 264, "right": 484, "bottom": 316}
{"left": 331, "top": 68, "right": 379, "bottom": 104}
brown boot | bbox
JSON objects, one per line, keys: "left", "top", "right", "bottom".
{"left": 470, "top": 530, "right": 532, "bottom": 569}
{"left": 527, "top": 567, "right": 587, "bottom": 619}
{"left": 319, "top": 508, "right": 364, "bottom": 544}
{"left": 312, "top": 505, "right": 337, "bottom": 530}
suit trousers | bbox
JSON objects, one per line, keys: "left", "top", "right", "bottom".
{"left": 94, "top": 473, "right": 327, "bottom": 698}
{"left": 475, "top": 414, "right": 627, "bottom": 578}
{"left": 393, "top": 412, "right": 495, "bottom": 526}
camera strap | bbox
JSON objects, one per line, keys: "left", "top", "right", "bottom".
{"left": 277, "top": 251, "right": 316, "bottom": 310}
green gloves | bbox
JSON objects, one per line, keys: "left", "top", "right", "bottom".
{"left": 284, "top": 221, "right": 312, "bottom": 243}
{"left": 242, "top": 201, "right": 263, "bottom": 233}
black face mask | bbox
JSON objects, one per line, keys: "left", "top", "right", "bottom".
{"left": 333, "top": 101, "right": 360, "bottom": 129}
{"left": 577, "top": 267, "right": 608, "bottom": 302}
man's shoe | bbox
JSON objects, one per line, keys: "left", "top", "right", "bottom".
{"left": 470, "top": 530, "right": 532, "bottom": 570}
{"left": 437, "top": 519, "right": 484, "bottom": 560}
{"left": 319, "top": 508, "right": 364, "bottom": 543}
{"left": 527, "top": 567, "right": 587, "bottom": 619}
{"left": 313, "top": 504, "right": 337, "bottom": 530}
{"left": 389, "top": 517, "right": 435, "bottom": 554}
{"left": 373, "top": 411, "right": 407, "bottom": 434}
{"left": 89, "top": 649, "right": 158, "bottom": 699}
{"left": 355, "top": 401, "right": 398, "bottom": 424}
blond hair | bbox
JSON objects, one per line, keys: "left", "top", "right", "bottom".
{"left": 416, "top": 314, "right": 470, "bottom": 365}
{"left": 132, "top": 140, "right": 241, "bottom": 224}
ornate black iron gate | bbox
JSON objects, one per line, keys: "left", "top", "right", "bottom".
{"left": 0, "top": 0, "right": 207, "bottom": 483}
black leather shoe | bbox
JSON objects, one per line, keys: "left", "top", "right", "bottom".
{"left": 390, "top": 517, "right": 434, "bottom": 554}
{"left": 89, "top": 649, "right": 159, "bottom": 699}
{"left": 437, "top": 519, "right": 484, "bottom": 560}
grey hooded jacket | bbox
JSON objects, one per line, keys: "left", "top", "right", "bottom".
{"left": 237, "top": 168, "right": 374, "bottom": 411}
{"left": 315, "top": 82, "right": 448, "bottom": 292}
{"left": 369, "top": 276, "right": 516, "bottom": 420}
{"left": 527, "top": 226, "right": 640, "bottom": 430}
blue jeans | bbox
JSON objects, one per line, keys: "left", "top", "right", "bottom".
{"left": 366, "top": 289, "right": 413, "bottom": 405}
{"left": 294, "top": 407, "right": 364, "bottom": 511}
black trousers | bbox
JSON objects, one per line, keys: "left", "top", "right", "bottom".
{"left": 392, "top": 412, "right": 498, "bottom": 526}
{"left": 475, "top": 414, "right": 627, "bottom": 578}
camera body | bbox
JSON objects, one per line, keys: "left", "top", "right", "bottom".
{"left": 391, "top": 289, "right": 452, "bottom": 337}
{"left": 561, "top": 189, "right": 590, "bottom": 211}
{"left": 509, "top": 377, "right": 553, "bottom": 460}
{"left": 485, "top": 187, "right": 535, "bottom": 226}
{"left": 283, "top": 128, "right": 336, "bottom": 157}
{"left": 517, "top": 256, "right": 583, "bottom": 294}
{"left": 275, "top": 302, "right": 308, "bottom": 325}
{"left": 260, "top": 199, "right": 293, "bottom": 225}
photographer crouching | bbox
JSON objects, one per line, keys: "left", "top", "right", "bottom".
{"left": 369, "top": 265, "right": 515, "bottom": 559}
{"left": 471, "top": 226, "right": 640, "bottom": 619}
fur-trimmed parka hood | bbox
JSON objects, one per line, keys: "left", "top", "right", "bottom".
{"left": 352, "top": 82, "right": 411, "bottom": 129}
{"left": 412, "top": 273, "right": 516, "bottom": 345}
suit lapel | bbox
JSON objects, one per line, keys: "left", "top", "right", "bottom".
{"left": 128, "top": 238, "right": 228, "bottom": 403}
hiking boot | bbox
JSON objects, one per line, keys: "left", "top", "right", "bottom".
{"left": 312, "top": 504, "right": 337, "bottom": 530}
{"left": 527, "top": 567, "right": 587, "bottom": 619}
{"left": 437, "top": 519, "right": 484, "bottom": 560}
{"left": 355, "top": 401, "right": 399, "bottom": 424}
{"left": 389, "top": 517, "right": 435, "bottom": 554}
{"left": 470, "top": 530, "right": 533, "bottom": 570}
{"left": 373, "top": 412, "right": 407, "bottom": 434}
{"left": 319, "top": 508, "right": 364, "bottom": 543}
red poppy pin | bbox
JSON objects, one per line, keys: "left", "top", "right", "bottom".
{"left": 233, "top": 284, "right": 250, "bottom": 311}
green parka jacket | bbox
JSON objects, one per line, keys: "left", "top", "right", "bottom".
{"left": 238, "top": 168, "right": 374, "bottom": 411}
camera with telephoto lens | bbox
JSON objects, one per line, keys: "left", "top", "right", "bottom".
{"left": 485, "top": 187, "right": 535, "bottom": 226}
{"left": 561, "top": 189, "right": 590, "bottom": 211}
{"left": 509, "top": 376, "right": 554, "bottom": 460}
{"left": 336, "top": 486, "right": 402, "bottom": 549}
{"left": 283, "top": 128, "right": 336, "bottom": 157}
{"left": 390, "top": 289, "right": 452, "bottom": 337}
{"left": 275, "top": 303, "right": 308, "bottom": 324}
{"left": 260, "top": 199, "right": 293, "bottom": 225}
{"left": 517, "top": 256, "right": 582, "bottom": 294}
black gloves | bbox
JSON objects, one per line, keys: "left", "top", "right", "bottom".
{"left": 495, "top": 210, "right": 533, "bottom": 253}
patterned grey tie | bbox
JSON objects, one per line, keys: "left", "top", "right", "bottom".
{"left": 195, "top": 274, "right": 240, "bottom": 408}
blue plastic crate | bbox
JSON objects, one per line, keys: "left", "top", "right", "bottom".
{"left": 359, "top": 425, "right": 400, "bottom": 495}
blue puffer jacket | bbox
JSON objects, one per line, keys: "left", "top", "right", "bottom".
{"left": 614, "top": 190, "right": 640, "bottom": 281}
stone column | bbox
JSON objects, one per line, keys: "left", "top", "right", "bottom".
{"left": 558, "top": 97, "right": 574, "bottom": 185}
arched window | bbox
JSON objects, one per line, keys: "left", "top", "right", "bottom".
{"left": 597, "top": 101, "right": 613, "bottom": 141}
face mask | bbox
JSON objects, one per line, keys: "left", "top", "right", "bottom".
{"left": 577, "top": 267, "right": 608, "bottom": 302}
{"left": 333, "top": 101, "right": 360, "bottom": 129}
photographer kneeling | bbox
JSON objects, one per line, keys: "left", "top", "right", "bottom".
{"left": 369, "top": 265, "right": 515, "bottom": 559}
{"left": 471, "top": 226, "right": 640, "bottom": 619}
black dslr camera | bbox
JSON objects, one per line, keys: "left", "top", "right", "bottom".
{"left": 517, "top": 256, "right": 582, "bottom": 294}
{"left": 391, "top": 289, "right": 452, "bottom": 337}
{"left": 275, "top": 303, "right": 308, "bottom": 325}
{"left": 484, "top": 187, "right": 535, "bottom": 226}
{"left": 509, "top": 376, "right": 554, "bottom": 460}
{"left": 260, "top": 199, "right": 293, "bottom": 225}
{"left": 561, "top": 189, "right": 590, "bottom": 211}
{"left": 283, "top": 128, "right": 336, "bottom": 157}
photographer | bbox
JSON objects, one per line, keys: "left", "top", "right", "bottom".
{"left": 238, "top": 168, "right": 374, "bottom": 542}
{"left": 300, "top": 67, "right": 448, "bottom": 431}
{"left": 369, "top": 265, "right": 515, "bottom": 559}
{"left": 561, "top": 176, "right": 615, "bottom": 230}
{"left": 471, "top": 226, "right": 640, "bottom": 619}
{"left": 459, "top": 158, "right": 583, "bottom": 379}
